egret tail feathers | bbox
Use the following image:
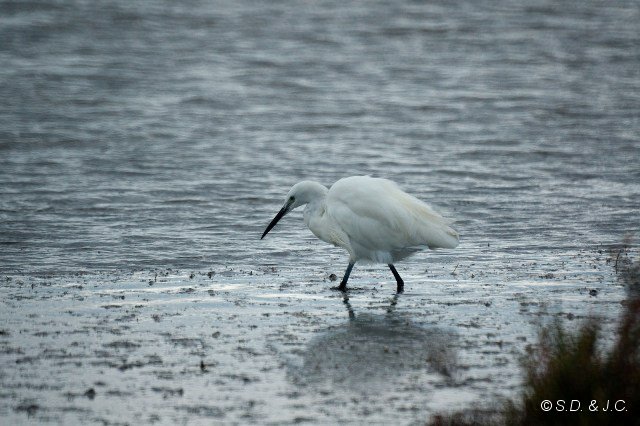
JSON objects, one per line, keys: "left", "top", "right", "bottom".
{"left": 394, "top": 190, "right": 459, "bottom": 249}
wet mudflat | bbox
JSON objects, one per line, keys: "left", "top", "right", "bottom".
{"left": 0, "top": 251, "right": 627, "bottom": 424}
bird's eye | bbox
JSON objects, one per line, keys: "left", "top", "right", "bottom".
{"left": 289, "top": 196, "right": 295, "bottom": 202}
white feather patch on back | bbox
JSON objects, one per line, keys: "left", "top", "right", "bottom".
{"left": 327, "top": 176, "right": 459, "bottom": 257}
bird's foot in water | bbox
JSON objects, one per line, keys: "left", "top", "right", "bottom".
{"left": 330, "top": 282, "right": 348, "bottom": 292}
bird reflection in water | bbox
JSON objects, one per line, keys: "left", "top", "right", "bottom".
{"left": 288, "top": 294, "right": 458, "bottom": 389}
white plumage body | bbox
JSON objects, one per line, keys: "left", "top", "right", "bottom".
{"left": 302, "top": 176, "right": 459, "bottom": 264}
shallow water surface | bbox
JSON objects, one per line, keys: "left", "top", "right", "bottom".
{"left": 0, "top": 0, "right": 638, "bottom": 423}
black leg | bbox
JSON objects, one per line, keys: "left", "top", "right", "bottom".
{"left": 334, "top": 262, "right": 355, "bottom": 292}
{"left": 388, "top": 264, "right": 404, "bottom": 293}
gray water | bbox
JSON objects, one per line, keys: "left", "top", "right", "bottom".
{"left": 1, "top": 0, "right": 638, "bottom": 275}
{"left": 1, "top": 0, "right": 639, "bottom": 424}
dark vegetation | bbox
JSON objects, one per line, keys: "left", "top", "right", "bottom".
{"left": 431, "top": 245, "right": 640, "bottom": 426}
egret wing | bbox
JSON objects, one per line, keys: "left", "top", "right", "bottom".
{"left": 326, "top": 176, "right": 459, "bottom": 252}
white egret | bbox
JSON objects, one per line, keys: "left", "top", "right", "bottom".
{"left": 261, "top": 176, "right": 459, "bottom": 293}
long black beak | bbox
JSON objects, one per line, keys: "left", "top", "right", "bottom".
{"left": 261, "top": 206, "right": 289, "bottom": 239}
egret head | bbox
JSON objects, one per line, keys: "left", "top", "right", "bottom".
{"left": 261, "top": 181, "right": 327, "bottom": 239}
